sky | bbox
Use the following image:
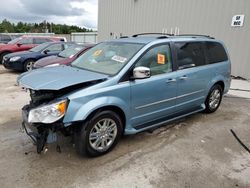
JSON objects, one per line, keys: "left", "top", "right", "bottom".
{"left": 0, "top": 0, "right": 98, "bottom": 29}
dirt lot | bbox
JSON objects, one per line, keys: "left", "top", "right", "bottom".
{"left": 0, "top": 66, "right": 250, "bottom": 188}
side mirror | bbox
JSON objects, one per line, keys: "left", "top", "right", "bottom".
{"left": 43, "top": 49, "right": 50, "bottom": 54}
{"left": 16, "top": 43, "right": 22, "bottom": 47}
{"left": 133, "top": 66, "right": 151, "bottom": 79}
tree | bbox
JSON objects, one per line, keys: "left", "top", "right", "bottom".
{"left": 0, "top": 19, "right": 92, "bottom": 34}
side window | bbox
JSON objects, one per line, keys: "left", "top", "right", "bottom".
{"left": 46, "top": 44, "right": 63, "bottom": 52}
{"left": 34, "top": 38, "right": 51, "bottom": 44}
{"left": 205, "top": 42, "right": 228, "bottom": 64}
{"left": 135, "top": 44, "right": 172, "bottom": 76}
{"left": 19, "top": 37, "right": 33, "bottom": 44}
{"left": 176, "top": 42, "right": 206, "bottom": 69}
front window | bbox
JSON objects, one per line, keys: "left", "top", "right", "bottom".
{"left": 59, "top": 45, "right": 84, "bottom": 58}
{"left": 71, "top": 42, "right": 143, "bottom": 75}
{"left": 29, "top": 43, "right": 49, "bottom": 52}
{"left": 8, "top": 37, "right": 21, "bottom": 44}
{"left": 135, "top": 44, "right": 172, "bottom": 76}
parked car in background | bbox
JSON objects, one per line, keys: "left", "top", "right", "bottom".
{"left": 0, "top": 35, "right": 66, "bottom": 63}
{"left": 3, "top": 42, "right": 74, "bottom": 71}
{"left": 33, "top": 43, "right": 95, "bottom": 69}
{"left": 0, "top": 34, "right": 13, "bottom": 44}
{"left": 18, "top": 34, "right": 231, "bottom": 157}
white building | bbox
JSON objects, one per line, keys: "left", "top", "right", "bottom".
{"left": 98, "top": 0, "right": 250, "bottom": 79}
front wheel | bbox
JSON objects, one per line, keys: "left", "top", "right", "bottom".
{"left": 75, "top": 110, "right": 123, "bottom": 157}
{"left": 24, "top": 59, "right": 35, "bottom": 72}
{"left": 204, "top": 84, "right": 223, "bottom": 113}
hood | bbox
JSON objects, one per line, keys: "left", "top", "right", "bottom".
{"left": 34, "top": 55, "right": 65, "bottom": 67}
{"left": 17, "top": 65, "right": 108, "bottom": 90}
{"left": 6, "top": 51, "right": 33, "bottom": 58}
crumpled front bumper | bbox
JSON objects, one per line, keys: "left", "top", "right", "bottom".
{"left": 21, "top": 105, "right": 57, "bottom": 153}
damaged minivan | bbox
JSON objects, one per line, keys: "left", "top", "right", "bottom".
{"left": 18, "top": 34, "right": 231, "bottom": 157}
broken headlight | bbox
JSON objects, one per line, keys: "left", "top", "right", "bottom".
{"left": 28, "top": 99, "right": 68, "bottom": 124}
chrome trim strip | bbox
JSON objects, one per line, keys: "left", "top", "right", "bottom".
{"left": 135, "top": 97, "right": 176, "bottom": 110}
{"left": 135, "top": 89, "right": 204, "bottom": 110}
{"left": 176, "top": 89, "right": 204, "bottom": 99}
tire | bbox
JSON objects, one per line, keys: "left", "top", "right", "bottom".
{"left": 204, "top": 84, "right": 223, "bottom": 113}
{"left": 0, "top": 52, "right": 10, "bottom": 64}
{"left": 24, "top": 59, "right": 35, "bottom": 72}
{"left": 75, "top": 110, "right": 123, "bottom": 157}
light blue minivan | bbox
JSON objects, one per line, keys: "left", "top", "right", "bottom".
{"left": 18, "top": 34, "right": 231, "bottom": 157}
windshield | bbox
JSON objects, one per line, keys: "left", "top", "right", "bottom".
{"left": 8, "top": 37, "right": 21, "bottom": 44}
{"left": 59, "top": 45, "right": 84, "bottom": 58}
{"left": 29, "top": 43, "right": 49, "bottom": 52}
{"left": 71, "top": 42, "right": 143, "bottom": 75}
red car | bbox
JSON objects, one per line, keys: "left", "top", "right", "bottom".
{"left": 33, "top": 44, "right": 94, "bottom": 69}
{"left": 0, "top": 35, "right": 66, "bottom": 63}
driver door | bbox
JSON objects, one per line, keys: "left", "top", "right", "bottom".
{"left": 130, "top": 44, "right": 177, "bottom": 129}
{"left": 16, "top": 38, "right": 35, "bottom": 51}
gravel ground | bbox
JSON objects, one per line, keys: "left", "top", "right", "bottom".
{"left": 0, "top": 66, "right": 250, "bottom": 188}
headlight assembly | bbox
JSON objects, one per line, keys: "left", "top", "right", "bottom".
{"left": 28, "top": 99, "right": 68, "bottom": 124}
{"left": 10, "top": 56, "right": 21, "bottom": 62}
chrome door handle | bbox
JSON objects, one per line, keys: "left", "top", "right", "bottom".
{"left": 179, "top": 76, "right": 188, "bottom": 80}
{"left": 166, "top": 78, "right": 176, "bottom": 83}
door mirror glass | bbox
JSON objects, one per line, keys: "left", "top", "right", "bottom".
{"left": 133, "top": 66, "right": 151, "bottom": 79}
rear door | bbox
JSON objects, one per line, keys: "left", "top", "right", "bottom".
{"left": 174, "top": 42, "right": 210, "bottom": 112}
{"left": 130, "top": 43, "right": 177, "bottom": 128}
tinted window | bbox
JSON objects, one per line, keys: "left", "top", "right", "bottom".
{"left": 205, "top": 42, "right": 228, "bottom": 64}
{"left": 20, "top": 37, "right": 33, "bottom": 44}
{"left": 176, "top": 42, "right": 206, "bottom": 69}
{"left": 34, "top": 38, "right": 51, "bottom": 44}
{"left": 135, "top": 44, "right": 172, "bottom": 76}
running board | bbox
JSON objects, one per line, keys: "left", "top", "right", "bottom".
{"left": 134, "top": 106, "right": 204, "bottom": 131}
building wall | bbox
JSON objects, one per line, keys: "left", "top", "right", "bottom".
{"left": 98, "top": 0, "right": 250, "bottom": 79}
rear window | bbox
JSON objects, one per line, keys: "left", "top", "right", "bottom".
{"left": 34, "top": 38, "right": 51, "bottom": 44}
{"left": 175, "top": 42, "right": 206, "bottom": 69}
{"left": 205, "top": 42, "right": 228, "bottom": 64}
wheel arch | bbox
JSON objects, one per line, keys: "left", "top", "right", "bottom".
{"left": 0, "top": 50, "right": 12, "bottom": 55}
{"left": 84, "top": 105, "right": 126, "bottom": 132}
{"left": 213, "top": 81, "right": 225, "bottom": 92}
{"left": 206, "top": 76, "right": 226, "bottom": 95}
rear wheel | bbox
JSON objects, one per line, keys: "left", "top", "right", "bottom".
{"left": 0, "top": 52, "right": 10, "bottom": 64}
{"left": 204, "top": 84, "right": 223, "bottom": 113}
{"left": 75, "top": 110, "right": 123, "bottom": 157}
{"left": 24, "top": 59, "right": 35, "bottom": 71}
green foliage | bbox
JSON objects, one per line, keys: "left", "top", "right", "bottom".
{"left": 0, "top": 19, "right": 91, "bottom": 34}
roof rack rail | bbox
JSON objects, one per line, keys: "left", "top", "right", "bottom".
{"left": 177, "top": 34, "right": 215, "bottom": 39}
{"left": 132, "top": 33, "right": 174, "bottom": 38}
